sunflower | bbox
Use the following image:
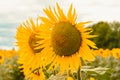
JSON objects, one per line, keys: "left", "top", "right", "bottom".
{"left": 90, "top": 77, "right": 95, "bottom": 80}
{"left": 0, "top": 52, "right": 4, "bottom": 64}
{"left": 15, "top": 18, "right": 45, "bottom": 79}
{"left": 37, "top": 3, "right": 97, "bottom": 74}
{"left": 3, "top": 49, "right": 16, "bottom": 59}
{"left": 67, "top": 76, "right": 74, "bottom": 80}
{"left": 111, "top": 48, "right": 120, "bottom": 59}
{"left": 92, "top": 48, "right": 111, "bottom": 58}
{"left": 23, "top": 66, "right": 45, "bottom": 80}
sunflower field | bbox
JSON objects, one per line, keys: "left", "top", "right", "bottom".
{"left": 0, "top": 3, "right": 120, "bottom": 80}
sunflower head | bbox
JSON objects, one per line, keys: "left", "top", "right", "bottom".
{"left": 29, "top": 34, "right": 37, "bottom": 49}
{"left": 0, "top": 56, "right": 2, "bottom": 59}
{"left": 35, "top": 3, "right": 97, "bottom": 74}
{"left": 16, "top": 19, "right": 43, "bottom": 54}
{"left": 52, "top": 22, "right": 82, "bottom": 56}
{"left": 15, "top": 18, "right": 45, "bottom": 79}
{"left": 0, "top": 52, "right": 4, "bottom": 63}
{"left": 29, "top": 33, "right": 42, "bottom": 53}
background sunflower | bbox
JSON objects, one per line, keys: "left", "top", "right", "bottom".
{"left": 15, "top": 18, "right": 45, "bottom": 80}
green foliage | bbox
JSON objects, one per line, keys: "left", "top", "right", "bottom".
{"left": 0, "top": 55, "right": 24, "bottom": 80}
{"left": 89, "top": 21, "right": 120, "bottom": 49}
{"left": 81, "top": 66, "right": 110, "bottom": 80}
{"left": 49, "top": 56, "right": 120, "bottom": 80}
{"left": 84, "top": 56, "right": 120, "bottom": 80}
{"left": 48, "top": 74, "right": 66, "bottom": 80}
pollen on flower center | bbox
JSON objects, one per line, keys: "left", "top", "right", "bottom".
{"left": 51, "top": 22, "right": 82, "bottom": 56}
{"left": 29, "top": 34, "right": 42, "bottom": 53}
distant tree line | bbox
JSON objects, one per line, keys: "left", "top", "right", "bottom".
{"left": 88, "top": 21, "right": 120, "bottom": 49}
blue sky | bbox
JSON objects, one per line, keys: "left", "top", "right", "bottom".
{"left": 0, "top": 0, "right": 120, "bottom": 49}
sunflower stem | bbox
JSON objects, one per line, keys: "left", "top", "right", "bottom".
{"left": 77, "top": 66, "right": 82, "bottom": 80}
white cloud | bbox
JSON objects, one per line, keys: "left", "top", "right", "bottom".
{"left": 0, "top": 45, "right": 15, "bottom": 50}
{"left": 0, "top": 0, "right": 120, "bottom": 49}
{"left": 0, "top": 0, "right": 44, "bottom": 23}
{"left": 0, "top": 0, "right": 120, "bottom": 23}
